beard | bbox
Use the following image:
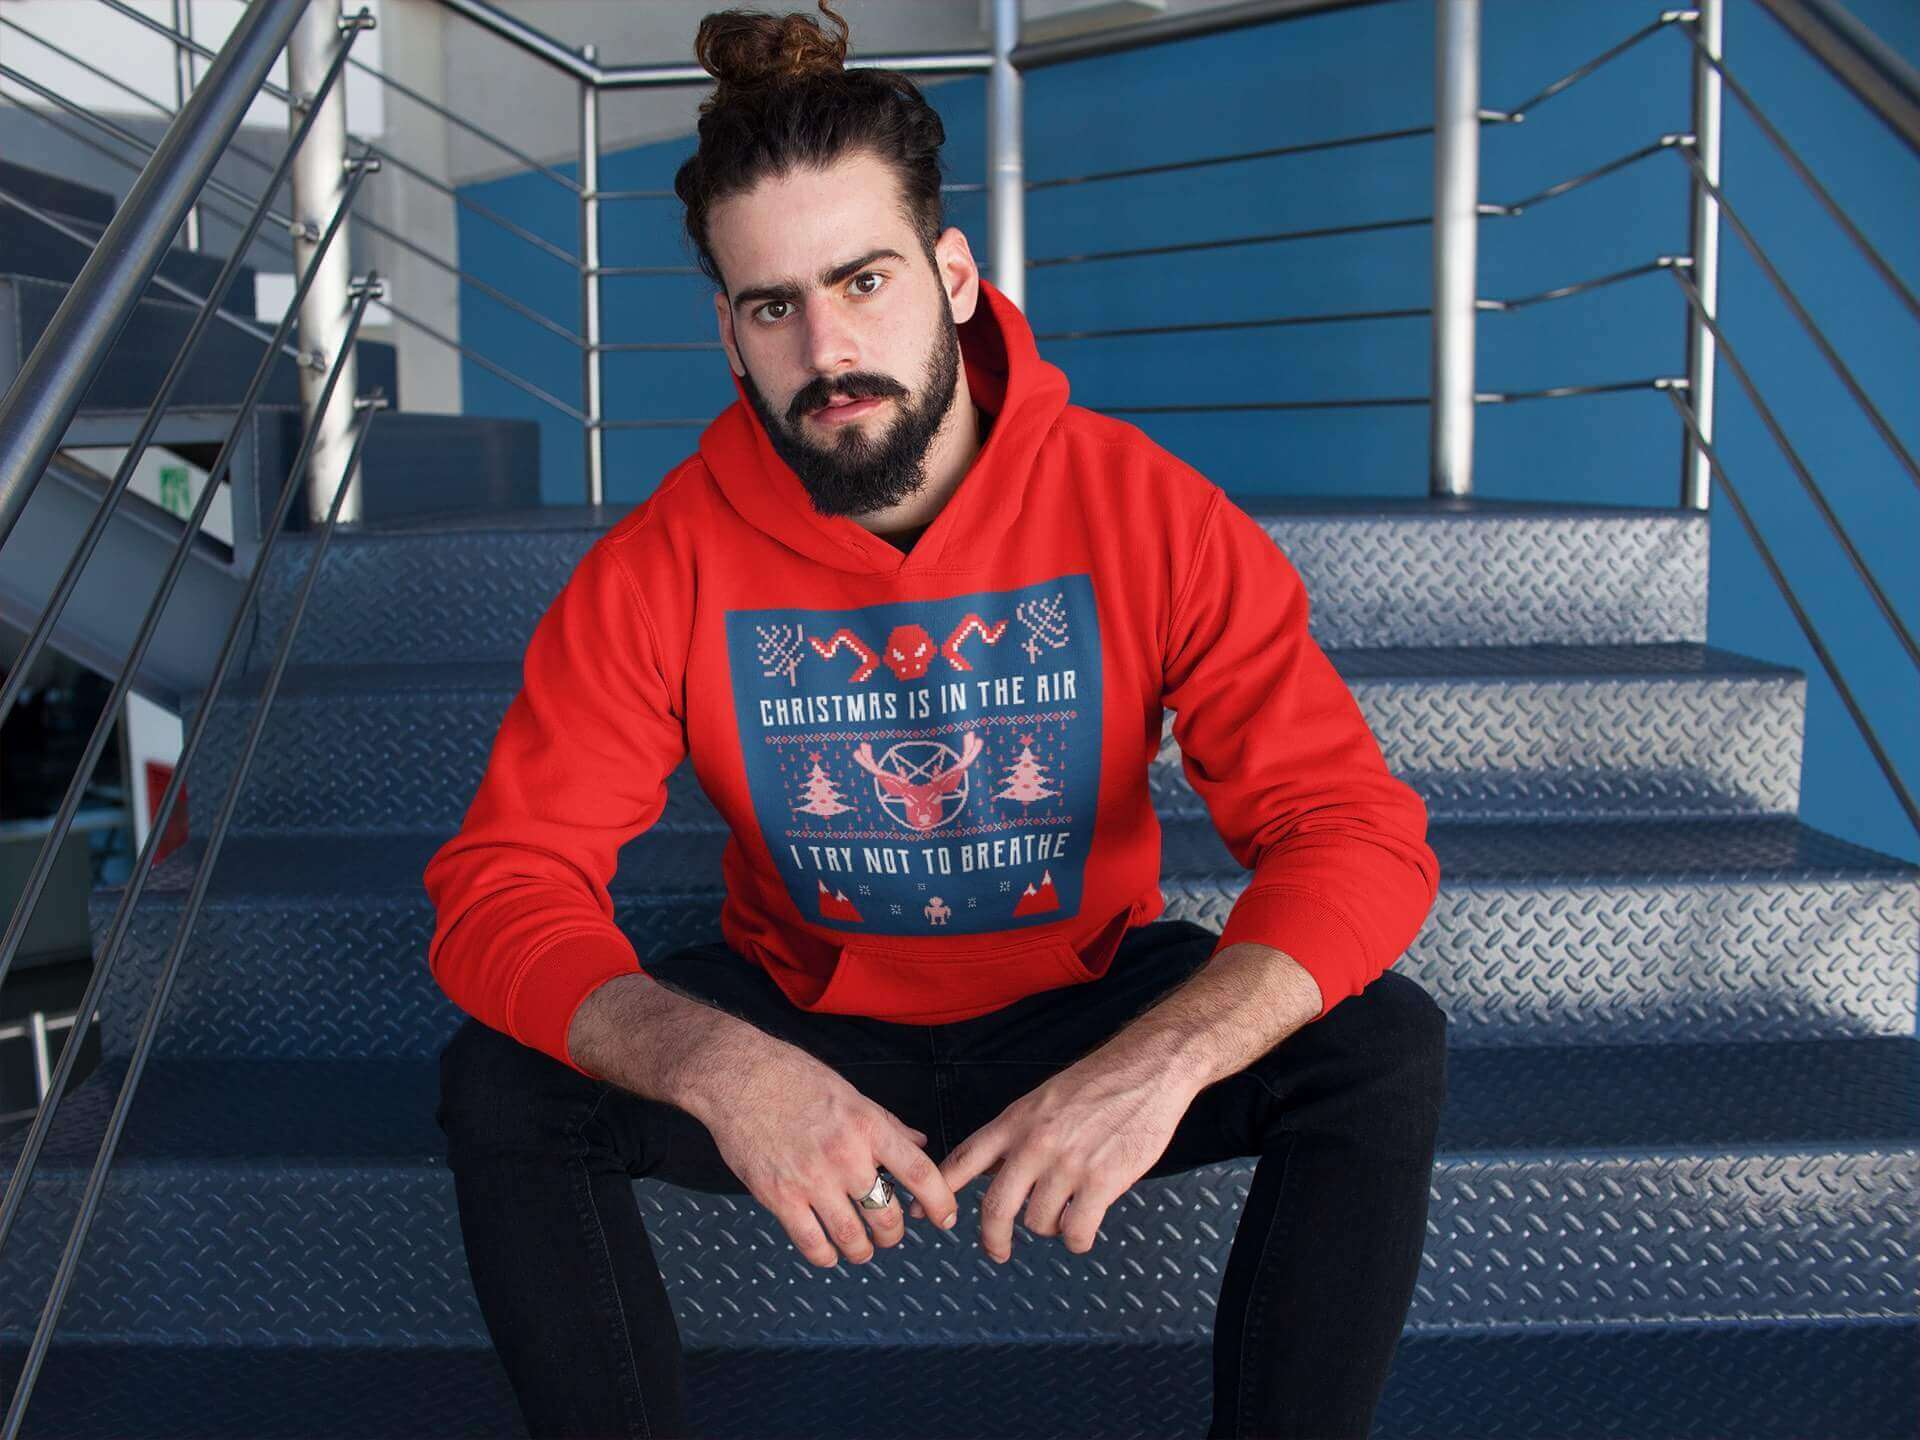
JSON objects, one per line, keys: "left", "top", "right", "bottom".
{"left": 738, "top": 298, "right": 962, "bottom": 519}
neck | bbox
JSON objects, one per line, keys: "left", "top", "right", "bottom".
{"left": 851, "top": 367, "right": 982, "bottom": 537}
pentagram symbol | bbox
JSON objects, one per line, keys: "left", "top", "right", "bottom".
{"left": 866, "top": 736, "right": 974, "bottom": 832}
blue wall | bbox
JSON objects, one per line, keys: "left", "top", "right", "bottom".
{"left": 458, "top": 0, "right": 1917, "bottom": 864}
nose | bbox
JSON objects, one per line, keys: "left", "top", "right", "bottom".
{"left": 801, "top": 293, "right": 858, "bottom": 377}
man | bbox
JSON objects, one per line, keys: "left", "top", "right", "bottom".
{"left": 427, "top": 4, "right": 1446, "bottom": 1437}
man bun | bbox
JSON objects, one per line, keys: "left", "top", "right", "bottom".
{"left": 674, "top": 2, "right": 949, "bottom": 290}
{"left": 694, "top": 2, "right": 850, "bottom": 115}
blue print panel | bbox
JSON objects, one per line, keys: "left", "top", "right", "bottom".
{"left": 723, "top": 573, "right": 1104, "bottom": 938}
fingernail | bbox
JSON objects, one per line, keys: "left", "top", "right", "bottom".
{"left": 940, "top": 1212, "right": 957, "bottom": 1229}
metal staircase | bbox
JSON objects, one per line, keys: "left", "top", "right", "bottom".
{"left": 1, "top": 1, "right": 1916, "bottom": 1436}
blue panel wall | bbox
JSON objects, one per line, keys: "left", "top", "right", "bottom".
{"left": 457, "top": 0, "right": 1917, "bottom": 863}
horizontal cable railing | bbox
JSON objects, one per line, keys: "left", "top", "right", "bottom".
{"left": 1665, "top": 388, "right": 1919, "bottom": 836}
{"left": 1670, "top": 141, "right": 1920, "bottom": 492}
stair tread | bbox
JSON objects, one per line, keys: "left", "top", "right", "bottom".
{"left": 207, "top": 640, "right": 1800, "bottom": 702}
{"left": 123, "top": 815, "right": 1920, "bottom": 906}
{"left": 3, "top": 1323, "right": 1914, "bottom": 1439}
{"left": 10, "top": 1034, "right": 1915, "bottom": 1174}
{"left": 301, "top": 492, "right": 1705, "bottom": 539}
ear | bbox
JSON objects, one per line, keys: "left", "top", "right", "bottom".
{"left": 934, "top": 227, "right": 981, "bottom": 326}
{"left": 713, "top": 290, "right": 747, "bottom": 378}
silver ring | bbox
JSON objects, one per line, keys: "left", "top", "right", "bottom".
{"left": 854, "top": 1170, "right": 895, "bottom": 1210}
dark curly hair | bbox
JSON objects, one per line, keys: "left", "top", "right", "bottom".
{"left": 673, "top": 2, "right": 948, "bottom": 291}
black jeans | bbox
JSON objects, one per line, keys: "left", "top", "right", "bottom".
{"left": 435, "top": 918, "right": 1447, "bottom": 1440}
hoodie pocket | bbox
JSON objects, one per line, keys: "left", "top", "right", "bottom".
{"left": 811, "top": 901, "right": 1143, "bottom": 1024}
{"left": 811, "top": 930, "right": 1090, "bottom": 1023}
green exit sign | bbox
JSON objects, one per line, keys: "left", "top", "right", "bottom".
{"left": 158, "top": 465, "right": 191, "bottom": 519}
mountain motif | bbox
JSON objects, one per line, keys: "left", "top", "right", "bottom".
{"left": 818, "top": 878, "right": 864, "bottom": 923}
{"left": 1011, "top": 868, "right": 1061, "bottom": 917}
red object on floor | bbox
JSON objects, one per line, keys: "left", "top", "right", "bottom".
{"left": 144, "top": 760, "right": 188, "bottom": 864}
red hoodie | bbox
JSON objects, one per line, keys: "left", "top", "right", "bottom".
{"left": 423, "top": 279, "right": 1439, "bottom": 1079}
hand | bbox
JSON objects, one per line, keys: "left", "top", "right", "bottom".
{"left": 694, "top": 1044, "right": 961, "bottom": 1268}
{"left": 908, "top": 1055, "right": 1193, "bottom": 1263}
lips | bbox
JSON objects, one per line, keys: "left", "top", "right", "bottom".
{"left": 811, "top": 394, "right": 888, "bottom": 423}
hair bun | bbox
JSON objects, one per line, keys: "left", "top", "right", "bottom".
{"left": 695, "top": 1, "right": 850, "bottom": 111}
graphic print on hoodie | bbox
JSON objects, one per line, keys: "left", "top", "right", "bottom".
{"left": 422, "top": 276, "right": 1442, "bottom": 1079}
{"left": 726, "top": 572, "right": 1102, "bottom": 937}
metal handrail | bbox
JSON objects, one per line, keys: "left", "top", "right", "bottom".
{"left": 437, "top": 0, "right": 992, "bottom": 87}
{"left": 1751, "top": 0, "right": 1920, "bottom": 153}
{"left": 1010, "top": 0, "right": 1395, "bottom": 69}
{"left": 0, "top": 0, "right": 309, "bottom": 551}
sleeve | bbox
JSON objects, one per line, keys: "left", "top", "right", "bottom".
{"left": 422, "top": 535, "right": 688, "bottom": 1078}
{"left": 1161, "top": 485, "right": 1441, "bottom": 1020}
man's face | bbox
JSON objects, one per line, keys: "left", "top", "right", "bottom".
{"left": 708, "top": 150, "right": 979, "bottom": 518}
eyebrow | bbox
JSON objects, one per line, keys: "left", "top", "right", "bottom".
{"left": 730, "top": 247, "right": 908, "bottom": 312}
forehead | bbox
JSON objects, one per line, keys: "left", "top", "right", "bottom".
{"left": 707, "top": 151, "right": 917, "bottom": 293}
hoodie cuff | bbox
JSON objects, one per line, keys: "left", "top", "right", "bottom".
{"left": 506, "top": 929, "right": 645, "bottom": 1080}
{"left": 1212, "top": 886, "right": 1372, "bottom": 1021}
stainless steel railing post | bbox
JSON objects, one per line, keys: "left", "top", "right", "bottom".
{"left": 170, "top": 0, "right": 202, "bottom": 251}
{"left": 288, "top": 0, "right": 365, "bottom": 525}
{"left": 1680, "top": 0, "right": 1724, "bottom": 510}
{"left": 580, "top": 44, "right": 605, "bottom": 506}
{"left": 1431, "top": 0, "right": 1481, "bottom": 498}
{"left": 988, "top": 0, "right": 1026, "bottom": 309}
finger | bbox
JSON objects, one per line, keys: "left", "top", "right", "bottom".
{"left": 812, "top": 1186, "right": 881, "bottom": 1265}
{"left": 978, "top": 1151, "right": 1043, "bottom": 1264}
{"left": 1022, "top": 1172, "right": 1078, "bottom": 1239}
{"left": 939, "top": 1126, "right": 1009, "bottom": 1198}
{"left": 1059, "top": 1192, "right": 1110, "bottom": 1255}
{"left": 873, "top": 1128, "right": 959, "bottom": 1230}
{"left": 771, "top": 1198, "right": 843, "bottom": 1269}
{"left": 877, "top": 1106, "right": 931, "bottom": 1149}
{"left": 850, "top": 1158, "right": 909, "bottom": 1248}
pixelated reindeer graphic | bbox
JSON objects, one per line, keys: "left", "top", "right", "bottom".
{"left": 851, "top": 730, "right": 984, "bottom": 832}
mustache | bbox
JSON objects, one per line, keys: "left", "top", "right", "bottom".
{"left": 787, "top": 371, "right": 910, "bottom": 426}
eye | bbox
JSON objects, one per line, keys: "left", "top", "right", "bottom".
{"left": 752, "top": 299, "right": 792, "bottom": 325}
{"left": 850, "top": 271, "right": 885, "bottom": 297}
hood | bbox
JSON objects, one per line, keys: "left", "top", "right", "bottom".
{"left": 697, "top": 277, "right": 1072, "bottom": 577}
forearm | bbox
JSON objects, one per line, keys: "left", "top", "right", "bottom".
{"left": 565, "top": 971, "right": 800, "bottom": 1122}
{"left": 1080, "top": 941, "right": 1324, "bottom": 1099}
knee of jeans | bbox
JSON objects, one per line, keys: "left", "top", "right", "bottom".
{"left": 435, "top": 1014, "right": 595, "bottom": 1161}
{"left": 1366, "top": 970, "right": 1450, "bottom": 1096}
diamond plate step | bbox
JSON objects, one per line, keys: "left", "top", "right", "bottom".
{"left": 0, "top": 274, "right": 396, "bottom": 415}
{"left": 245, "top": 497, "right": 1707, "bottom": 670}
{"left": 4, "top": 1322, "right": 1915, "bottom": 1440}
{"left": 183, "top": 643, "right": 1805, "bottom": 840}
{"left": 87, "top": 817, "right": 1920, "bottom": 1060}
{"left": 2, "top": 1039, "right": 1914, "bottom": 1352}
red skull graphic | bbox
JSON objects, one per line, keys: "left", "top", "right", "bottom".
{"left": 881, "top": 624, "right": 937, "bottom": 680}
